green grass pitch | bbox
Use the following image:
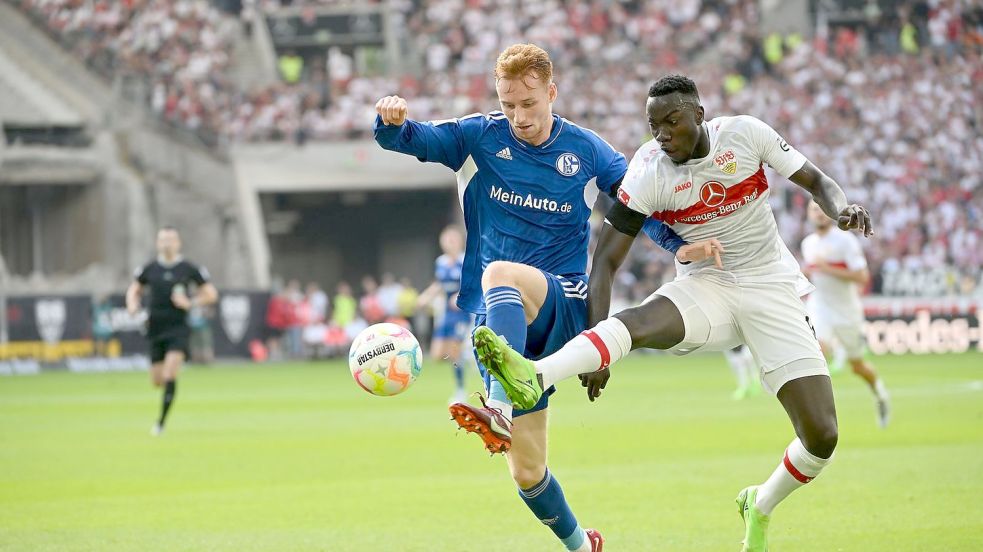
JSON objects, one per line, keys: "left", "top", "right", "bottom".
{"left": 1, "top": 352, "right": 981, "bottom": 551}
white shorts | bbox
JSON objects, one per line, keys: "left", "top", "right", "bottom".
{"left": 812, "top": 316, "right": 866, "bottom": 359}
{"left": 649, "top": 274, "right": 828, "bottom": 394}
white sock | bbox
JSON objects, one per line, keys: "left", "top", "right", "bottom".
{"left": 571, "top": 531, "right": 591, "bottom": 552}
{"left": 874, "top": 379, "right": 889, "bottom": 401}
{"left": 755, "top": 438, "right": 832, "bottom": 515}
{"left": 724, "top": 347, "right": 749, "bottom": 388}
{"left": 485, "top": 398, "right": 513, "bottom": 422}
{"left": 538, "top": 317, "right": 632, "bottom": 389}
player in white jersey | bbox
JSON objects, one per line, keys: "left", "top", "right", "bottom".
{"left": 801, "top": 201, "right": 890, "bottom": 427}
{"left": 473, "top": 75, "right": 874, "bottom": 551}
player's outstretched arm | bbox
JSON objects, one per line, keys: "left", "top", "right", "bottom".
{"left": 372, "top": 95, "right": 473, "bottom": 171}
{"left": 790, "top": 161, "right": 873, "bottom": 237}
{"left": 415, "top": 281, "right": 441, "bottom": 310}
{"left": 641, "top": 216, "right": 724, "bottom": 267}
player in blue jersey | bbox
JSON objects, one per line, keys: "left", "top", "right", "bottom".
{"left": 374, "top": 44, "right": 720, "bottom": 552}
{"left": 416, "top": 225, "right": 473, "bottom": 404}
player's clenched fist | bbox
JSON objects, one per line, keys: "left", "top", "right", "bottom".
{"left": 375, "top": 95, "right": 408, "bottom": 126}
{"left": 837, "top": 204, "right": 873, "bottom": 237}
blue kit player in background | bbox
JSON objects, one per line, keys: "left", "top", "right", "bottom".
{"left": 374, "top": 44, "right": 719, "bottom": 551}
{"left": 416, "top": 225, "right": 473, "bottom": 404}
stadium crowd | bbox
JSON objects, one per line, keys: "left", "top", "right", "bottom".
{"left": 262, "top": 275, "right": 437, "bottom": 360}
{"left": 16, "top": 0, "right": 983, "bottom": 297}
{"left": 18, "top": 0, "right": 239, "bottom": 141}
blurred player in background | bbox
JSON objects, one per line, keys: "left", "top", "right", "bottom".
{"left": 126, "top": 227, "right": 218, "bottom": 436}
{"left": 375, "top": 44, "right": 719, "bottom": 552}
{"left": 725, "top": 345, "right": 760, "bottom": 400}
{"left": 416, "top": 225, "right": 472, "bottom": 404}
{"left": 475, "top": 75, "right": 873, "bottom": 552}
{"left": 802, "top": 201, "right": 890, "bottom": 427}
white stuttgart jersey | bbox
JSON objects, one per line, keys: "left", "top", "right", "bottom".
{"left": 801, "top": 228, "right": 867, "bottom": 326}
{"left": 618, "top": 115, "right": 809, "bottom": 287}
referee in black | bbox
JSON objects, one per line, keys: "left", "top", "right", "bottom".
{"left": 126, "top": 226, "right": 218, "bottom": 436}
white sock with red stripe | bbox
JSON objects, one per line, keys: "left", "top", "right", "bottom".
{"left": 755, "top": 438, "right": 832, "bottom": 515}
{"left": 538, "top": 318, "right": 633, "bottom": 389}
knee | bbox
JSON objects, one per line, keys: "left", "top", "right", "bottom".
{"left": 849, "top": 360, "right": 865, "bottom": 375}
{"left": 482, "top": 261, "right": 520, "bottom": 290}
{"left": 802, "top": 419, "right": 838, "bottom": 459}
{"left": 617, "top": 298, "right": 684, "bottom": 350}
{"left": 510, "top": 462, "right": 547, "bottom": 490}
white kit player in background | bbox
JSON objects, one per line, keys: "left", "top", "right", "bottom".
{"left": 801, "top": 201, "right": 890, "bottom": 427}
{"left": 725, "top": 345, "right": 760, "bottom": 400}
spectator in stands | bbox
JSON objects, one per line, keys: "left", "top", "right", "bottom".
{"left": 300, "top": 284, "right": 330, "bottom": 359}
{"left": 264, "top": 283, "right": 293, "bottom": 360}
{"left": 376, "top": 272, "right": 402, "bottom": 318}
{"left": 188, "top": 303, "right": 215, "bottom": 365}
{"left": 397, "top": 277, "right": 420, "bottom": 334}
{"left": 331, "top": 281, "right": 356, "bottom": 329}
{"left": 278, "top": 50, "right": 304, "bottom": 84}
{"left": 322, "top": 281, "right": 355, "bottom": 356}
{"left": 305, "top": 282, "right": 328, "bottom": 322}
{"left": 284, "top": 279, "right": 304, "bottom": 358}
{"left": 359, "top": 275, "right": 385, "bottom": 324}
{"left": 91, "top": 295, "right": 115, "bottom": 358}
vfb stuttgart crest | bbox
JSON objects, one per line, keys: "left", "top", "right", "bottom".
{"left": 220, "top": 294, "right": 251, "bottom": 344}
{"left": 35, "top": 299, "right": 67, "bottom": 344}
{"left": 714, "top": 150, "right": 737, "bottom": 175}
{"left": 700, "top": 181, "right": 727, "bottom": 208}
{"left": 555, "top": 153, "right": 580, "bottom": 176}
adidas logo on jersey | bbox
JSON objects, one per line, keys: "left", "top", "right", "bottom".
{"left": 496, "top": 147, "right": 513, "bottom": 160}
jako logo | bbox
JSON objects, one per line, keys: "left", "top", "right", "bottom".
{"left": 674, "top": 181, "right": 692, "bottom": 193}
{"left": 490, "top": 185, "right": 572, "bottom": 213}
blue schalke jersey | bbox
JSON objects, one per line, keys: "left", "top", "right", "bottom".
{"left": 375, "top": 112, "right": 683, "bottom": 314}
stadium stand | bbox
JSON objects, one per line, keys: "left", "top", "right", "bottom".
{"left": 0, "top": 49, "right": 81, "bottom": 128}
{"left": 1, "top": 0, "right": 259, "bottom": 294}
{"left": 12, "top": 0, "right": 983, "bottom": 299}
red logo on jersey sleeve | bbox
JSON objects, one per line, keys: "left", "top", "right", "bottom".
{"left": 617, "top": 187, "right": 631, "bottom": 206}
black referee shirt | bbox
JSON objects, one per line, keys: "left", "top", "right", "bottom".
{"left": 134, "top": 258, "right": 210, "bottom": 337}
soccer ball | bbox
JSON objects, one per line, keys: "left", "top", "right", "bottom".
{"left": 348, "top": 323, "right": 423, "bottom": 396}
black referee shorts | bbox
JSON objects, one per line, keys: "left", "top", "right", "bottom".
{"left": 149, "top": 329, "right": 191, "bottom": 363}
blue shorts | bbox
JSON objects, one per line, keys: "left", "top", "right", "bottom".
{"left": 434, "top": 310, "right": 473, "bottom": 341}
{"left": 474, "top": 271, "right": 588, "bottom": 417}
